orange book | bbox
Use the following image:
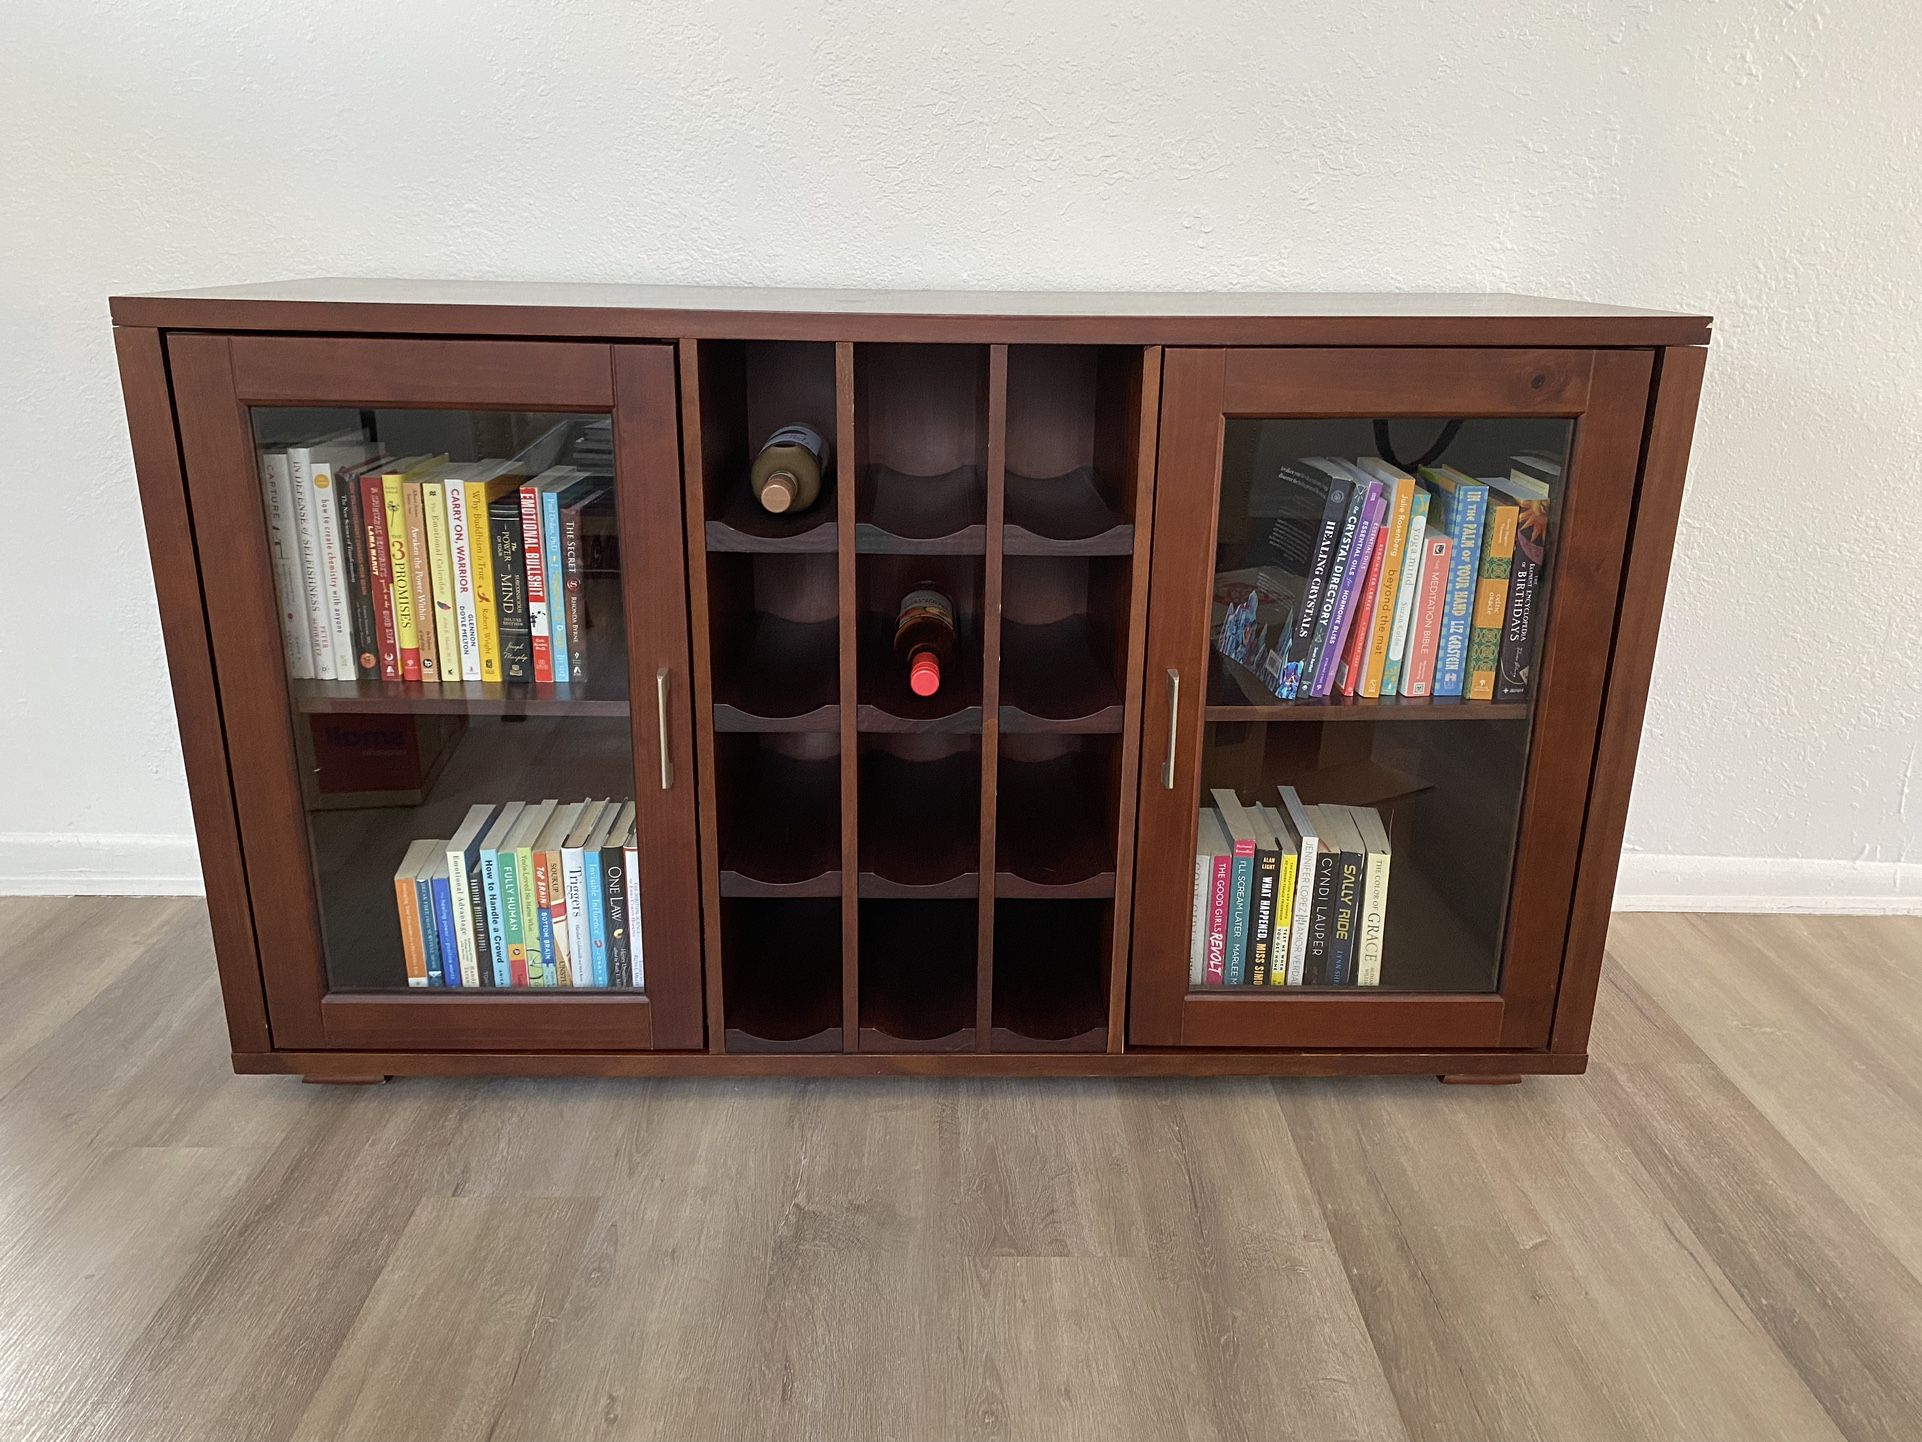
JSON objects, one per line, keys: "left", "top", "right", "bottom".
{"left": 1334, "top": 525, "right": 1390, "bottom": 697}
{"left": 392, "top": 838, "right": 438, "bottom": 987}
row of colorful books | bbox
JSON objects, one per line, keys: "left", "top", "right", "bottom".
{"left": 392, "top": 799, "right": 641, "bottom": 989}
{"left": 258, "top": 432, "right": 610, "bottom": 687}
{"left": 1215, "top": 452, "right": 1555, "bottom": 704}
{"left": 1190, "top": 786, "right": 1392, "bottom": 987}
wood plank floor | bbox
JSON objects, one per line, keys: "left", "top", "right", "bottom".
{"left": 2, "top": 899, "right": 1920, "bottom": 1441}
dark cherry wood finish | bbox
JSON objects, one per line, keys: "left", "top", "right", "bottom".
{"left": 114, "top": 283, "right": 1707, "bottom": 1080}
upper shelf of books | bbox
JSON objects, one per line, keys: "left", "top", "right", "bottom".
{"left": 252, "top": 410, "right": 623, "bottom": 716}
{"left": 1209, "top": 418, "right": 1566, "bottom": 721}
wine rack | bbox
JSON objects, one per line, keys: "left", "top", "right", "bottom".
{"left": 683, "top": 338, "right": 1153, "bottom": 1054}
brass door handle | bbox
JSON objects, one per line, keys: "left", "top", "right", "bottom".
{"left": 1161, "top": 668, "right": 1180, "bottom": 789}
{"left": 656, "top": 667, "right": 673, "bottom": 790}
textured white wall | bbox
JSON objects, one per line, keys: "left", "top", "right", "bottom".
{"left": 2, "top": 0, "right": 1917, "bottom": 904}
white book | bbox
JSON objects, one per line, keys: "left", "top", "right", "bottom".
{"left": 308, "top": 445, "right": 377, "bottom": 680}
{"left": 442, "top": 460, "right": 511, "bottom": 681}
{"left": 561, "top": 800, "right": 609, "bottom": 989}
{"left": 1276, "top": 786, "right": 1320, "bottom": 987}
{"left": 1257, "top": 804, "right": 1299, "bottom": 982}
{"left": 257, "top": 448, "right": 314, "bottom": 679}
{"left": 284, "top": 439, "right": 339, "bottom": 680}
{"left": 623, "top": 822, "right": 643, "bottom": 990}
{"left": 534, "top": 803, "right": 583, "bottom": 986}
{"left": 445, "top": 804, "right": 496, "bottom": 989}
{"left": 1351, "top": 806, "right": 1392, "bottom": 986}
{"left": 1187, "top": 829, "right": 1211, "bottom": 988}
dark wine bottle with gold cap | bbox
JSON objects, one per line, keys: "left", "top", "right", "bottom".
{"left": 750, "top": 423, "right": 829, "bottom": 515}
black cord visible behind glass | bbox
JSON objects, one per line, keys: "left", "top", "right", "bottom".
{"left": 1372, "top": 419, "right": 1463, "bottom": 472}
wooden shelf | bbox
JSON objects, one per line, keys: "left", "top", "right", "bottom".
{"left": 855, "top": 465, "right": 986, "bottom": 553}
{"left": 705, "top": 475, "right": 838, "bottom": 553}
{"left": 1205, "top": 651, "right": 1530, "bottom": 722}
{"left": 719, "top": 751, "right": 840, "bottom": 897}
{"left": 999, "top": 617, "right": 1122, "bottom": 733}
{"left": 996, "top": 752, "right": 1116, "bottom": 898}
{"left": 858, "top": 749, "right": 979, "bottom": 897}
{"left": 712, "top": 614, "right": 839, "bottom": 732}
{"left": 991, "top": 900, "right": 1108, "bottom": 1052}
{"left": 721, "top": 899, "right": 842, "bottom": 1053}
{"left": 1004, "top": 467, "right": 1133, "bottom": 555}
{"left": 855, "top": 613, "right": 982, "bottom": 733}
{"left": 859, "top": 900, "right": 976, "bottom": 1052}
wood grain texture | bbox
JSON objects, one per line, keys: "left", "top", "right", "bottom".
{"left": 6, "top": 896, "right": 1920, "bottom": 1441}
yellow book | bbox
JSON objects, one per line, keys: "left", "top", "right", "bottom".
{"left": 1272, "top": 851, "right": 1299, "bottom": 984}
{"left": 378, "top": 457, "right": 443, "bottom": 682}
{"left": 1466, "top": 501, "right": 1519, "bottom": 700}
{"left": 1356, "top": 460, "right": 1416, "bottom": 698}
{"left": 420, "top": 477, "right": 463, "bottom": 682}
{"left": 462, "top": 471, "right": 525, "bottom": 683}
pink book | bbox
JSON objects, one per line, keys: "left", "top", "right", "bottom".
{"left": 1401, "top": 536, "right": 1453, "bottom": 698}
{"left": 1205, "top": 852, "right": 1231, "bottom": 986}
{"left": 1335, "top": 525, "right": 1390, "bottom": 697}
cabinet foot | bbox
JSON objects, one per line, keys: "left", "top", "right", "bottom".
{"left": 302, "top": 1074, "right": 389, "bottom": 1086}
{"left": 1438, "top": 1073, "right": 1521, "bottom": 1086}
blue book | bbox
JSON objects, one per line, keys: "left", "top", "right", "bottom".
{"left": 414, "top": 871, "right": 443, "bottom": 986}
{"left": 583, "top": 822, "right": 610, "bottom": 988}
{"left": 429, "top": 866, "right": 460, "bottom": 990}
{"left": 1210, "top": 792, "right": 1260, "bottom": 985}
{"left": 541, "top": 481, "right": 570, "bottom": 683}
{"left": 476, "top": 802, "right": 524, "bottom": 989}
{"left": 1417, "top": 466, "right": 1488, "bottom": 697}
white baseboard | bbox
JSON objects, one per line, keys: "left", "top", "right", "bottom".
{"left": 0, "top": 832, "right": 204, "bottom": 897}
{"left": 1614, "top": 852, "right": 1922, "bottom": 915}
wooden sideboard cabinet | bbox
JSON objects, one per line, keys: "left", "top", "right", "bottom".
{"left": 110, "top": 282, "right": 1708, "bottom": 1082}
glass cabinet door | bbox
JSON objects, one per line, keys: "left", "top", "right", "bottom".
{"left": 169, "top": 336, "right": 703, "bottom": 1051}
{"left": 1131, "top": 347, "right": 1654, "bottom": 1050}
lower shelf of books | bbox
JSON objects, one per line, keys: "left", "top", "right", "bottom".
{"left": 990, "top": 900, "right": 1109, "bottom": 1051}
{"left": 721, "top": 898, "right": 843, "bottom": 1053}
{"left": 859, "top": 899, "right": 977, "bottom": 1052}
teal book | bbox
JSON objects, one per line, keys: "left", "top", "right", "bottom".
{"left": 1416, "top": 466, "right": 1488, "bottom": 697}
{"left": 1210, "top": 790, "right": 1260, "bottom": 985}
{"left": 1377, "top": 489, "right": 1432, "bottom": 698}
{"left": 477, "top": 802, "right": 524, "bottom": 988}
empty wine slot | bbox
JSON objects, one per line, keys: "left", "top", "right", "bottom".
{"left": 859, "top": 899, "right": 976, "bottom": 1052}
{"left": 996, "top": 734, "right": 1119, "bottom": 898}
{"left": 721, "top": 898, "right": 843, "bottom": 1053}
{"left": 859, "top": 736, "right": 980, "bottom": 897}
{"left": 715, "top": 733, "right": 841, "bottom": 897}
{"left": 1004, "top": 345, "right": 1144, "bottom": 555}
{"left": 992, "top": 900, "right": 1111, "bottom": 1052}
{"left": 999, "top": 555, "right": 1127, "bottom": 733}
{"left": 854, "top": 343, "right": 989, "bottom": 553}
{"left": 707, "top": 552, "right": 840, "bottom": 732}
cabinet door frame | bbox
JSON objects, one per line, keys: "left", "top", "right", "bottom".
{"left": 1130, "top": 345, "right": 1654, "bottom": 1050}
{"left": 168, "top": 332, "right": 705, "bottom": 1051}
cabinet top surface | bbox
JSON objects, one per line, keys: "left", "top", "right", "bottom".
{"left": 109, "top": 277, "right": 1711, "bottom": 346}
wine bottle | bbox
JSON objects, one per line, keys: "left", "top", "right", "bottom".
{"left": 895, "top": 585, "right": 957, "bottom": 698}
{"left": 750, "top": 423, "right": 829, "bottom": 515}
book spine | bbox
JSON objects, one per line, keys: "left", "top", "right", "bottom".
{"left": 1334, "top": 523, "right": 1389, "bottom": 697}
{"left": 309, "top": 459, "right": 358, "bottom": 680}
{"left": 1204, "top": 852, "right": 1230, "bottom": 987}
{"left": 470, "top": 484, "right": 503, "bottom": 683}
{"left": 403, "top": 480, "right": 439, "bottom": 684}
{"left": 287, "top": 451, "right": 338, "bottom": 681}
{"left": 446, "top": 846, "right": 480, "bottom": 989}
{"left": 1494, "top": 498, "right": 1547, "bottom": 703}
{"left": 489, "top": 501, "right": 533, "bottom": 683}
{"left": 1271, "top": 852, "right": 1298, "bottom": 984}
{"left": 421, "top": 481, "right": 462, "bottom": 683}
{"left": 465, "top": 859, "right": 496, "bottom": 988}
{"left": 1248, "top": 847, "right": 1279, "bottom": 986}
{"left": 258, "top": 451, "right": 316, "bottom": 680}
{"left": 497, "top": 843, "right": 527, "bottom": 987}
{"left": 1304, "top": 846, "right": 1337, "bottom": 985}
{"left": 446, "top": 481, "right": 482, "bottom": 681}
{"left": 1299, "top": 482, "right": 1364, "bottom": 695}
{"left": 1188, "top": 851, "right": 1210, "bottom": 987}
{"left": 603, "top": 845, "right": 631, "bottom": 988}
{"left": 561, "top": 500, "right": 588, "bottom": 682}
{"left": 1223, "top": 841, "right": 1255, "bottom": 985}
{"left": 1285, "top": 834, "right": 1318, "bottom": 987}
{"left": 1401, "top": 537, "right": 1453, "bottom": 698}
{"left": 1279, "top": 478, "right": 1350, "bottom": 699}
{"left": 480, "top": 847, "right": 510, "bottom": 987}
{"left": 1312, "top": 487, "right": 1386, "bottom": 697}
{"left": 415, "top": 873, "right": 443, "bottom": 986}
{"left": 394, "top": 870, "right": 428, "bottom": 987}
{"left": 546, "top": 848, "right": 571, "bottom": 986}
{"left": 1379, "top": 497, "right": 1429, "bottom": 697}
{"left": 1431, "top": 486, "right": 1487, "bottom": 697}
{"left": 1358, "top": 842, "right": 1389, "bottom": 987}
{"left": 1467, "top": 503, "right": 1517, "bottom": 701}
{"left": 334, "top": 465, "right": 378, "bottom": 679}
{"left": 562, "top": 845, "right": 590, "bottom": 988}
{"left": 515, "top": 842, "right": 545, "bottom": 985}
{"left": 383, "top": 477, "right": 421, "bottom": 681}
{"left": 583, "top": 841, "right": 609, "bottom": 987}
{"left": 534, "top": 859, "right": 558, "bottom": 988}
{"left": 1359, "top": 480, "right": 1414, "bottom": 697}
{"left": 359, "top": 472, "right": 400, "bottom": 680}
{"left": 522, "top": 487, "right": 554, "bottom": 683}
{"left": 1329, "top": 845, "right": 1361, "bottom": 986}
{"left": 430, "top": 874, "right": 460, "bottom": 989}
{"left": 542, "top": 488, "right": 570, "bottom": 684}
{"left": 624, "top": 837, "right": 643, "bottom": 990}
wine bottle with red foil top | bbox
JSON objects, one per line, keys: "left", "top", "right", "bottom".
{"left": 894, "top": 585, "right": 957, "bottom": 698}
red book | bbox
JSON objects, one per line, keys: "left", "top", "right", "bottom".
{"left": 359, "top": 470, "right": 400, "bottom": 680}
{"left": 1205, "top": 851, "right": 1231, "bottom": 986}
{"left": 1401, "top": 535, "right": 1453, "bottom": 699}
{"left": 1335, "top": 525, "right": 1390, "bottom": 697}
{"left": 520, "top": 484, "right": 553, "bottom": 683}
